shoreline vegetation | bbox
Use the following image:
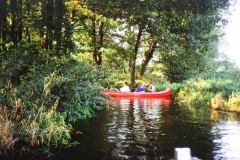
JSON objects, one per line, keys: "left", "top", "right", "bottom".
{"left": 170, "top": 70, "right": 240, "bottom": 113}
{"left": 180, "top": 76, "right": 240, "bottom": 113}
{"left": 1, "top": 63, "right": 240, "bottom": 157}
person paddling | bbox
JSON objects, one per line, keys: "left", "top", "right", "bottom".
{"left": 120, "top": 82, "right": 130, "bottom": 92}
{"left": 148, "top": 82, "right": 156, "bottom": 92}
{"left": 136, "top": 83, "right": 146, "bottom": 92}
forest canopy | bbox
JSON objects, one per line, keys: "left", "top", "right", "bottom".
{"left": 0, "top": 0, "right": 235, "bottom": 84}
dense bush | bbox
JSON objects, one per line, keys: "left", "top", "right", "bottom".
{"left": 0, "top": 46, "right": 109, "bottom": 156}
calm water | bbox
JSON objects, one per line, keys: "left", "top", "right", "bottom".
{"left": 50, "top": 97, "right": 240, "bottom": 160}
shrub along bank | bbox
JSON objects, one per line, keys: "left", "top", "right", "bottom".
{"left": 174, "top": 70, "right": 240, "bottom": 113}
{"left": 0, "top": 58, "right": 109, "bottom": 157}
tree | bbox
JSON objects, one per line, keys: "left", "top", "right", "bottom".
{"left": 0, "top": 0, "right": 7, "bottom": 43}
{"left": 144, "top": 0, "right": 232, "bottom": 82}
{"left": 138, "top": 36, "right": 158, "bottom": 80}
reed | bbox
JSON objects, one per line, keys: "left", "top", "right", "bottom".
{"left": 226, "top": 92, "right": 240, "bottom": 113}
{"left": 211, "top": 93, "right": 225, "bottom": 110}
{"left": 0, "top": 93, "right": 75, "bottom": 156}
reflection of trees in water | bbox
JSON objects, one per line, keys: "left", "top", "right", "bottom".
{"left": 134, "top": 99, "right": 163, "bottom": 144}
{"left": 176, "top": 104, "right": 240, "bottom": 159}
{"left": 187, "top": 104, "right": 240, "bottom": 122}
{"left": 106, "top": 98, "right": 170, "bottom": 158}
{"left": 210, "top": 110, "right": 240, "bottom": 121}
{"left": 212, "top": 120, "right": 240, "bottom": 160}
{"left": 188, "top": 106, "right": 240, "bottom": 121}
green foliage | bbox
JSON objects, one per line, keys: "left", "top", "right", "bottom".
{"left": 0, "top": 83, "right": 76, "bottom": 156}
{"left": 160, "top": 52, "right": 192, "bottom": 83}
{"left": 0, "top": 42, "right": 109, "bottom": 156}
{"left": 177, "top": 68, "right": 240, "bottom": 111}
{"left": 142, "top": 64, "right": 165, "bottom": 82}
{"left": 177, "top": 80, "right": 215, "bottom": 108}
{"left": 156, "top": 81, "right": 182, "bottom": 96}
{"left": 51, "top": 59, "right": 109, "bottom": 122}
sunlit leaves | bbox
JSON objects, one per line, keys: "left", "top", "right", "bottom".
{"left": 66, "top": 0, "right": 94, "bottom": 17}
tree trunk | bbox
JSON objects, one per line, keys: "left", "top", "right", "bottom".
{"left": 41, "top": 0, "right": 53, "bottom": 50}
{"left": 25, "top": 0, "right": 30, "bottom": 43}
{"left": 55, "top": 0, "right": 63, "bottom": 48}
{"left": 17, "top": 0, "right": 22, "bottom": 41}
{"left": 130, "top": 25, "right": 142, "bottom": 90}
{"left": 0, "top": 0, "right": 7, "bottom": 43}
{"left": 46, "top": 0, "right": 53, "bottom": 50}
{"left": 92, "top": 16, "right": 97, "bottom": 63}
{"left": 92, "top": 16, "right": 103, "bottom": 65}
{"left": 97, "top": 21, "right": 104, "bottom": 65}
{"left": 139, "top": 37, "right": 158, "bottom": 79}
{"left": 10, "top": 0, "right": 17, "bottom": 41}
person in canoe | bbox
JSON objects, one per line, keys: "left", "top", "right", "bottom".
{"left": 120, "top": 82, "right": 130, "bottom": 92}
{"left": 148, "top": 82, "right": 156, "bottom": 92}
{"left": 135, "top": 83, "right": 146, "bottom": 92}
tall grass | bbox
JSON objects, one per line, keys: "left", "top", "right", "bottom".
{"left": 177, "top": 69, "right": 240, "bottom": 113}
{"left": 0, "top": 78, "right": 77, "bottom": 156}
{"left": 225, "top": 92, "right": 240, "bottom": 112}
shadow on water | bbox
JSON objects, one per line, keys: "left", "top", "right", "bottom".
{"left": 5, "top": 97, "right": 240, "bottom": 160}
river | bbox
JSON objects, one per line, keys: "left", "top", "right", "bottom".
{"left": 50, "top": 97, "right": 240, "bottom": 159}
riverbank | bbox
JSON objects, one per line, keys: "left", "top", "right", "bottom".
{"left": 169, "top": 71, "right": 240, "bottom": 113}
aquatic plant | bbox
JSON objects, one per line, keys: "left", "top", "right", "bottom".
{"left": 226, "top": 92, "right": 240, "bottom": 113}
{"left": 211, "top": 93, "right": 225, "bottom": 110}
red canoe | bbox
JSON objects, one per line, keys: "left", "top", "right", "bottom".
{"left": 102, "top": 87, "right": 172, "bottom": 98}
{"left": 111, "top": 97, "right": 172, "bottom": 108}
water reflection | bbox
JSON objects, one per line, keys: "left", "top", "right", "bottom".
{"left": 209, "top": 110, "right": 240, "bottom": 160}
{"left": 187, "top": 107, "right": 240, "bottom": 160}
{"left": 51, "top": 97, "right": 240, "bottom": 160}
{"left": 213, "top": 121, "right": 240, "bottom": 160}
{"left": 106, "top": 97, "right": 173, "bottom": 159}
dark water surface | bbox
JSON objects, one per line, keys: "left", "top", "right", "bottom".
{"left": 52, "top": 97, "right": 240, "bottom": 160}
{"left": 14, "top": 98, "right": 240, "bottom": 160}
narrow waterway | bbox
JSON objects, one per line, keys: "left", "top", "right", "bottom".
{"left": 52, "top": 97, "right": 240, "bottom": 160}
